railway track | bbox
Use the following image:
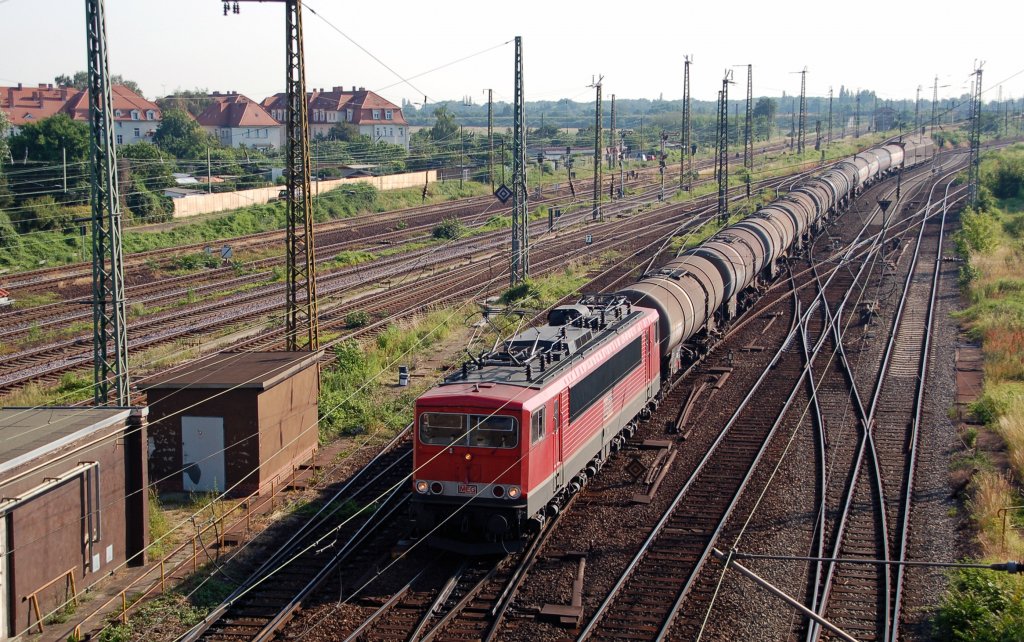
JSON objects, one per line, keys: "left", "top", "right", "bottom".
{"left": 182, "top": 429, "right": 414, "bottom": 641}
{"left": 802, "top": 166, "right": 960, "bottom": 641}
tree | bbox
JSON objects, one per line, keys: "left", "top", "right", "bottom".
{"left": 55, "top": 71, "right": 143, "bottom": 96}
{"left": 8, "top": 113, "right": 89, "bottom": 165}
{"left": 0, "top": 111, "right": 11, "bottom": 209}
{"left": 753, "top": 97, "right": 778, "bottom": 140}
{"left": 7, "top": 114, "right": 91, "bottom": 203}
{"left": 430, "top": 105, "right": 458, "bottom": 144}
{"left": 327, "top": 121, "right": 365, "bottom": 143}
{"left": 156, "top": 89, "right": 215, "bottom": 118}
{"left": 119, "top": 142, "right": 176, "bottom": 190}
{"left": 153, "top": 109, "right": 210, "bottom": 159}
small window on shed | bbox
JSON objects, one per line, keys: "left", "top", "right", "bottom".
{"left": 531, "top": 408, "right": 545, "bottom": 444}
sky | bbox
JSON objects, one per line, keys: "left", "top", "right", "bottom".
{"left": 1, "top": 0, "right": 1022, "bottom": 113}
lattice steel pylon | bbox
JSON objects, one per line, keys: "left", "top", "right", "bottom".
{"left": 744, "top": 64, "right": 753, "bottom": 170}
{"left": 227, "top": 0, "right": 319, "bottom": 351}
{"left": 680, "top": 56, "right": 693, "bottom": 190}
{"left": 796, "top": 67, "right": 807, "bottom": 154}
{"left": 510, "top": 36, "right": 529, "bottom": 287}
{"left": 716, "top": 70, "right": 733, "bottom": 222}
{"left": 968, "top": 65, "right": 984, "bottom": 209}
{"left": 85, "top": 0, "right": 129, "bottom": 406}
{"left": 589, "top": 74, "right": 603, "bottom": 221}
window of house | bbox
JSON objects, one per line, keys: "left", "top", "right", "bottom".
{"left": 399, "top": 127, "right": 404, "bottom": 137}
{"left": 389, "top": 127, "right": 393, "bottom": 137}
{"left": 346, "top": 109, "right": 353, "bottom": 121}
{"left": 385, "top": 110, "right": 393, "bottom": 120}
{"left": 372, "top": 109, "right": 381, "bottom": 120}
{"left": 116, "top": 134, "right": 123, "bottom": 144}
{"left": 134, "top": 127, "right": 140, "bottom": 137}
{"left": 114, "top": 110, "right": 122, "bottom": 118}
{"left": 146, "top": 110, "right": 155, "bottom": 120}
{"left": 131, "top": 110, "right": 139, "bottom": 120}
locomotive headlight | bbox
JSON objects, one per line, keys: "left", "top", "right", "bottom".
{"left": 464, "top": 453, "right": 473, "bottom": 461}
{"left": 507, "top": 486, "right": 521, "bottom": 499}
{"left": 414, "top": 480, "right": 429, "bottom": 494}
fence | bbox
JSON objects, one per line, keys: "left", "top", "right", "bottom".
{"left": 171, "top": 169, "right": 439, "bottom": 219}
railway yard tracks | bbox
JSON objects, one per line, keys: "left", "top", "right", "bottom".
{"left": 11, "top": 138, "right": 975, "bottom": 642}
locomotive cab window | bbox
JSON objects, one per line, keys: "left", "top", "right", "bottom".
{"left": 469, "top": 415, "right": 518, "bottom": 448}
{"left": 419, "top": 413, "right": 518, "bottom": 449}
{"left": 419, "top": 413, "right": 465, "bottom": 446}
{"left": 531, "top": 408, "right": 545, "bottom": 444}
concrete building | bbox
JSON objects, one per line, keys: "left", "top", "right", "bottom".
{"left": 0, "top": 82, "right": 162, "bottom": 145}
{"left": 145, "top": 352, "right": 320, "bottom": 498}
{"left": 0, "top": 407, "right": 148, "bottom": 639}
{"left": 196, "top": 91, "right": 283, "bottom": 150}
{"left": 261, "top": 86, "right": 409, "bottom": 150}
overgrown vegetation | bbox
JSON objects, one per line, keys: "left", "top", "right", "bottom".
{"left": 938, "top": 143, "right": 1024, "bottom": 639}
{"left": 317, "top": 310, "right": 459, "bottom": 441}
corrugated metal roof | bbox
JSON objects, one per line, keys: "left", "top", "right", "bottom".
{"left": 0, "top": 407, "right": 131, "bottom": 476}
{"left": 143, "top": 351, "right": 321, "bottom": 391}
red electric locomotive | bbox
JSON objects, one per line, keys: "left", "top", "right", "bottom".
{"left": 411, "top": 295, "right": 661, "bottom": 552}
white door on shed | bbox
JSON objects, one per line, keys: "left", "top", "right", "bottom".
{"left": 182, "top": 416, "right": 225, "bottom": 493}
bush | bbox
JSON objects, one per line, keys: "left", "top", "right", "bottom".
{"left": 956, "top": 208, "right": 999, "bottom": 255}
{"left": 432, "top": 217, "right": 465, "bottom": 240}
{"left": 344, "top": 311, "right": 370, "bottom": 328}
{"left": 935, "top": 567, "right": 1024, "bottom": 641}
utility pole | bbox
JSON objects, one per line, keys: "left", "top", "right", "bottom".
{"left": 228, "top": 0, "right": 319, "bottom": 351}
{"left": 511, "top": 36, "right": 528, "bottom": 286}
{"left": 789, "top": 99, "right": 796, "bottom": 150}
{"left": 86, "top": 0, "right": 130, "bottom": 405}
{"left": 914, "top": 85, "right": 922, "bottom": 133}
{"left": 589, "top": 74, "right": 603, "bottom": 220}
{"left": 716, "top": 70, "right": 734, "bottom": 223}
{"left": 62, "top": 146, "right": 68, "bottom": 193}
{"left": 609, "top": 94, "right": 616, "bottom": 172}
{"left": 659, "top": 132, "right": 667, "bottom": 201}
{"left": 968, "top": 63, "right": 984, "bottom": 209}
{"left": 681, "top": 55, "right": 692, "bottom": 191}
{"left": 609, "top": 94, "right": 616, "bottom": 199}
{"left": 855, "top": 91, "right": 861, "bottom": 138}
{"left": 744, "top": 64, "right": 753, "bottom": 171}
{"left": 485, "top": 88, "right": 493, "bottom": 191}
{"left": 815, "top": 120, "right": 821, "bottom": 151}
{"left": 459, "top": 125, "right": 464, "bottom": 188}
{"left": 795, "top": 66, "right": 807, "bottom": 154}
{"left": 207, "top": 146, "right": 212, "bottom": 193}
{"left": 827, "top": 87, "right": 833, "bottom": 144}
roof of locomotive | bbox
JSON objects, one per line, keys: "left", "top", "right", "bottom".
{"left": 422, "top": 298, "right": 654, "bottom": 397}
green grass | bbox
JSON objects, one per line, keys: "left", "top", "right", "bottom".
{"left": 146, "top": 491, "right": 172, "bottom": 559}
{"left": 934, "top": 144, "right": 1024, "bottom": 637}
{"left": 0, "top": 180, "right": 485, "bottom": 275}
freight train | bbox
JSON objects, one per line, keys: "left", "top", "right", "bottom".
{"left": 411, "top": 136, "right": 933, "bottom": 552}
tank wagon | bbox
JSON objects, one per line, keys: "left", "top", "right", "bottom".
{"left": 411, "top": 137, "right": 932, "bottom": 551}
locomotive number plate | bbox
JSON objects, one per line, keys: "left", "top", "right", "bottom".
{"left": 458, "top": 484, "right": 478, "bottom": 495}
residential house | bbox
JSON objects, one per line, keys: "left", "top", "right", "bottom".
{"left": 196, "top": 91, "right": 283, "bottom": 150}
{"left": 62, "top": 84, "right": 162, "bottom": 145}
{"left": 261, "top": 86, "right": 409, "bottom": 151}
{"left": 0, "top": 82, "right": 162, "bottom": 145}
{"left": 0, "top": 84, "right": 76, "bottom": 136}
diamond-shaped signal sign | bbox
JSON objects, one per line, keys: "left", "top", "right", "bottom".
{"left": 494, "top": 184, "right": 513, "bottom": 204}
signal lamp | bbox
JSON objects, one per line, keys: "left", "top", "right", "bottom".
{"left": 492, "top": 485, "right": 505, "bottom": 497}
{"left": 415, "top": 480, "right": 429, "bottom": 494}
{"left": 430, "top": 482, "right": 444, "bottom": 494}
{"left": 464, "top": 453, "right": 473, "bottom": 461}
{"left": 507, "top": 486, "right": 521, "bottom": 499}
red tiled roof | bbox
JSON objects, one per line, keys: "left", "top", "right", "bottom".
{"left": 61, "top": 84, "right": 162, "bottom": 122}
{"left": 0, "top": 84, "right": 77, "bottom": 126}
{"left": 260, "top": 87, "right": 407, "bottom": 126}
{"left": 197, "top": 92, "right": 279, "bottom": 128}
